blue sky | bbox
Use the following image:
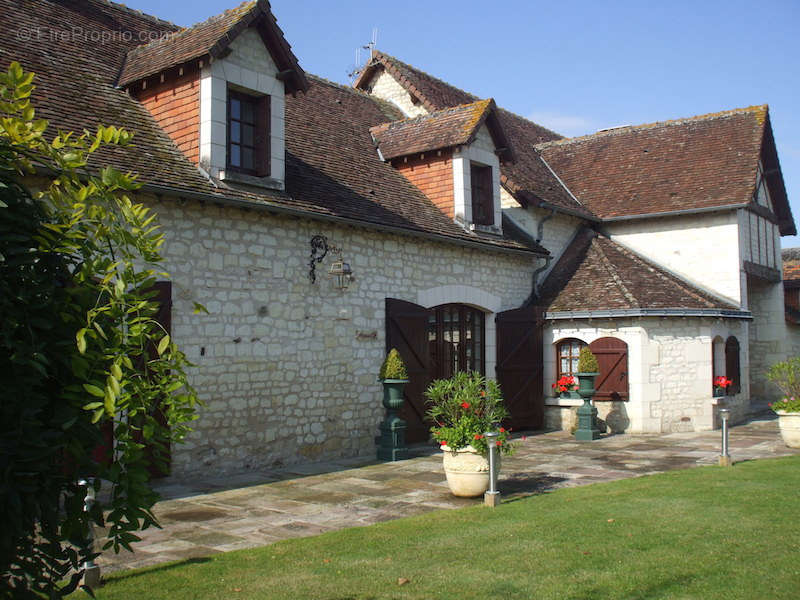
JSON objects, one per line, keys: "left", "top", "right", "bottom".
{"left": 128, "top": 0, "right": 800, "bottom": 246}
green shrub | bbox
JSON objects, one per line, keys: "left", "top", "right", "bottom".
{"left": 425, "top": 371, "right": 513, "bottom": 455}
{"left": 767, "top": 357, "right": 800, "bottom": 412}
{"left": 577, "top": 346, "right": 599, "bottom": 373}
{"left": 379, "top": 348, "right": 408, "bottom": 380}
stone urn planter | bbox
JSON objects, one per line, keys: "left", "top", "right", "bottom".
{"left": 775, "top": 411, "right": 800, "bottom": 448}
{"left": 441, "top": 445, "right": 499, "bottom": 497}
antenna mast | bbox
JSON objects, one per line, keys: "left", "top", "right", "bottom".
{"left": 347, "top": 28, "right": 379, "bottom": 83}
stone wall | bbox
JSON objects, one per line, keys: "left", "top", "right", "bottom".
{"left": 149, "top": 194, "right": 534, "bottom": 478}
{"left": 365, "top": 67, "right": 428, "bottom": 118}
{"left": 544, "top": 317, "right": 749, "bottom": 434}
{"left": 747, "top": 277, "right": 788, "bottom": 402}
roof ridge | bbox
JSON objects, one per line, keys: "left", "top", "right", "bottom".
{"left": 592, "top": 238, "right": 639, "bottom": 307}
{"left": 126, "top": 0, "right": 257, "bottom": 56}
{"left": 536, "top": 104, "right": 769, "bottom": 150}
{"left": 91, "top": 0, "right": 180, "bottom": 29}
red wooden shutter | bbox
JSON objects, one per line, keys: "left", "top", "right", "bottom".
{"left": 495, "top": 306, "right": 544, "bottom": 430}
{"left": 470, "top": 163, "right": 494, "bottom": 225}
{"left": 589, "top": 337, "right": 629, "bottom": 402}
{"left": 385, "top": 298, "right": 432, "bottom": 443}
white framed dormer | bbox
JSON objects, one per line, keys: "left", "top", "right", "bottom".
{"left": 199, "top": 27, "right": 286, "bottom": 189}
{"left": 452, "top": 124, "right": 503, "bottom": 234}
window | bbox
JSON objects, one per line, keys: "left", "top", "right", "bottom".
{"left": 427, "top": 304, "right": 485, "bottom": 379}
{"left": 227, "top": 89, "right": 270, "bottom": 176}
{"left": 470, "top": 163, "right": 493, "bottom": 226}
{"left": 725, "top": 336, "right": 741, "bottom": 394}
{"left": 556, "top": 338, "right": 586, "bottom": 380}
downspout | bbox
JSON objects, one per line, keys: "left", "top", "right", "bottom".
{"left": 524, "top": 207, "right": 556, "bottom": 306}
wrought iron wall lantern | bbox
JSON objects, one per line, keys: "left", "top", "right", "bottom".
{"left": 308, "top": 234, "right": 354, "bottom": 290}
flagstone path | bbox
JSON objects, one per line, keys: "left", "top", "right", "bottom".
{"left": 97, "top": 416, "right": 798, "bottom": 573}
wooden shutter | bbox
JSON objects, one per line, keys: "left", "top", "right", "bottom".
{"left": 470, "top": 163, "right": 494, "bottom": 225}
{"left": 385, "top": 298, "right": 432, "bottom": 443}
{"left": 255, "top": 94, "right": 271, "bottom": 177}
{"left": 495, "top": 306, "right": 544, "bottom": 430}
{"left": 589, "top": 337, "right": 629, "bottom": 401}
{"left": 725, "top": 337, "right": 741, "bottom": 394}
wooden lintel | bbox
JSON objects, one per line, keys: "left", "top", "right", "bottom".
{"left": 276, "top": 69, "right": 294, "bottom": 81}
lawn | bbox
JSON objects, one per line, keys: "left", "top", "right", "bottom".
{"left": 91, "top": 455, "right": 800, "bottom": 599}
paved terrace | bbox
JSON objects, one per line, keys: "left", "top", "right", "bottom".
{"left": 98, "top": 417, "right": 798, "bottom": 573}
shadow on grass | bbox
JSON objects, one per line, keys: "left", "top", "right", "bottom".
{"left": 105, "top": 557, "right": 212, "bottom": 582}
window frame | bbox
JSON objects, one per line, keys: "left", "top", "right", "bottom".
{"left": 226, "top": 88, "right": 270, "bottom": 177}
{"left": 556, "top": 338, "right": 586, "bottom": 381}
{"left": 427, "top": 304, "right": 486, "bottom": 379}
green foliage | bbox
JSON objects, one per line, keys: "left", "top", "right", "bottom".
{"left": 767, "top": 357, "right": 800, "bottom": 412}
{"left": 425, "top": 371, "right": 513, "bottom": 455}
{"left": 379, "top": 348, "right": 408, "bottom": 380}
{"left": 0, "top": 62, "right": 201, "bottom": 597}
{"left": 577, "top": 346, "right": 599, "bottom": 373}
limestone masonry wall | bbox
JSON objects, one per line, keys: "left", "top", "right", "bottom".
{"left": 149, "top": 194, "right": 533, "bottom": 478}
{"left": 366, "top": 68, "right": 428, "bottom": 118}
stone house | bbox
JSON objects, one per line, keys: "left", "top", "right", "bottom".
{"left": 2, "top": 0, "right": 795, "bottom": 477}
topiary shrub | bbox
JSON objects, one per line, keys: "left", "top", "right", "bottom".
{"left": 577, "top": 346, "right": 599, "bottom": 373}
{"left": 379, "top": 348, "right": 408, "bottom": 380}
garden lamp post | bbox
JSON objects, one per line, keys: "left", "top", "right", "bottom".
{"left": 484, "top": 430, "right": 500, "bottom": 507}
{"left": 719, "top": 408, "right": 732, "bottom": 467}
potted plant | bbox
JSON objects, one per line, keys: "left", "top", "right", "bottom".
{"left": 574, "top": 346, "right": 601, "bottom": 440}
{"left": 425, "top": 372, "right": 513, "bottom": 497}
{"left": 767, "top": 358, "right": 800, "bottom": 448}
{"left": 552, "top": 375, "right": 579, "bottom": 399}
{"left": 377, "top": 348, "right": 410, "bottom": 461}
{"left": 713, "top": 376, "right": 732, "bottom": 398}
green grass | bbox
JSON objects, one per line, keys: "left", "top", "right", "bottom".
{"left": 91, "top": 456, "right": 800, "bottom": 599}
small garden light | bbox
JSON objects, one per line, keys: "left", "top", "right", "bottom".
{"left": 484, "top": 430, "right": 500, "bottom": 507}
{"left": 719, "top": 408, "right": 732, "bottom": 467}
{"left": 77, "top": 478, "right": 101, "bottom": 589}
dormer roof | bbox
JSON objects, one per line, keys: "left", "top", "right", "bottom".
{"left": 369, "top": 99, "right": 512, "bottom": 162}
{"left": 118, "top": 0, "right": 308, "bottom": 94}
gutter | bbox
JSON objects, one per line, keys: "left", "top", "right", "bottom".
{"left": 601, "top": 203, "right": 748, "bottom": 223}
{"left": 139, "top": 182, "right": 544, "bottom": 258}
{"left": 545, "top": 308, "right": 752, "bottom": 320}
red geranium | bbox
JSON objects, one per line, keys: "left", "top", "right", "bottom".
{"left": 714, "top": 376, "right": 732, "bottom": 389}
{"left": 553, "top": 375, "right": 577, "bottom": 393}
{"left": 460, "top": 402, "right": 470, "bottom": 409}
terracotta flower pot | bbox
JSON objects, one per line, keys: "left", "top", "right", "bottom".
{"left": 441, "top": 444, "right": 499, "bottom": 497}
{"left": 775, "top": 410, "right": 800, "bottom": 448}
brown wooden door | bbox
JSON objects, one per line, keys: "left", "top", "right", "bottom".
{"left": 385, "top": 298, "right": 432, "bottom": 443}
{"left": 589, "top": 337, "right": 629, "bottom": 402}
{"left": 495, "top": 306, "right": 544, "bottom": 431}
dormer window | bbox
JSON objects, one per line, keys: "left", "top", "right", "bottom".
{"left": 470, "top": 163, "right": 494, "bottom": 226}
{"left": 227, "top": 89, "right": 270, "bottom": 177}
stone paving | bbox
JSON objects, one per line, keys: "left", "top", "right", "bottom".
{"left": 97, "top": 416, "right": 798, "bottom": 573}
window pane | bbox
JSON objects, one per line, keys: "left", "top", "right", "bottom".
{"left": 242, "top": 100, "right": 254, "bottom": 123}
{"left": 230, "top": 121, "right": 241, "bottom": 144}
{"left": 242, "top": 147, "right": 254, "bottom": 170}
{"left": 242, "top": 124, "right": 254, "bottom": 147}
{"left": 230, "top": 144, "right": 241, "bottom": 167}
{"left": 230, "top": 98, "right": 241, "bottom": 120}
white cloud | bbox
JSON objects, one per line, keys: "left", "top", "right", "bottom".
{"left": 528, "top": 111, "right": 598, "bottom": 138}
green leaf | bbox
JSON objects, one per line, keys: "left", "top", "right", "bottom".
{"left": 76, "top": 328, "right": 87, "bottom": 354}
{"left": 83, "top": 384, "right": 104, "bottom": 398}
{"left": 82, "top": 402, "right": 103, "bottom": 410}
{"left": 157, "top": 334, "right": 170, "bottom": 356}
{"left": 193, "top": 301, "right": 210, "bottom": 315}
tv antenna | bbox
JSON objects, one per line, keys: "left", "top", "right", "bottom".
{"left": 348, "top": 28, "right": 378, "bottom": 83}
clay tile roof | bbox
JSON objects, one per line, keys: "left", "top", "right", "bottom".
{"left": 536, "top": 107, "right": 795, "bottom": 234}
{"left": 355, "top": 51, "right": 592, "bottom": 218}
{"left": 0, "top": 1, "right": 541, "bottom": 256}
{"left": 538, "top": 229, "right": 736, "bottom": 312}
{"left": 782, "top": 248, "right": 800, "bottom": 283}
{"left": 369, "top": 98, "right": 509, "bottom": 161}
{"left": 118, "top": 0, "right": 308, "bottom": 93}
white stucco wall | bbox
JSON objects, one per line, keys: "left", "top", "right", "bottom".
{"left": 748, "top": 278, "right": 789, "bottom": 402}
{"left": 544, "top": 318, "right": 749, "bottom": 434}
{"left": 604, "top": 212, "right": 741, "bottom": 305}
{"left": 200, "top": 27, "right": 286, "bottom": 184}
{"left": 148, "top": 194, "right": 534, "bottom": 478}
{"left": 365, "top": 68, "right": 428, "bottom": 118}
